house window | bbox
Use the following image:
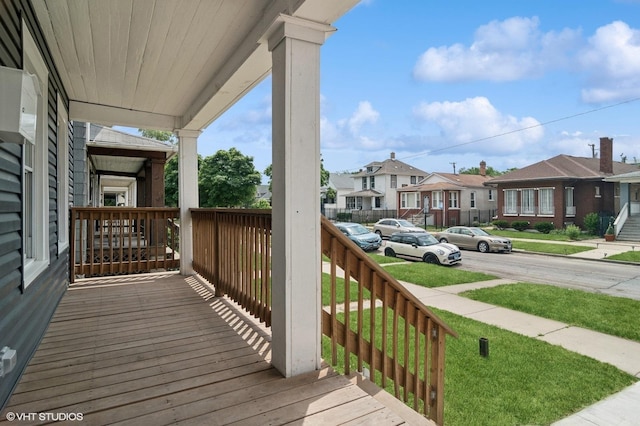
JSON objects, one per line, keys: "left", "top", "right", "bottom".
{"left": 432, "top": 191, "right": 443, "bottom": 209}
{"left": 470, "top": 192, "right": 476, "bottom": 209}
{"left": 370, "top": 176, "right": 375, "bottom": 189}
{"left": 410, "top": 176, "right": 417, "bottom": 184}
{"left": 539, "top": 188, "right": 554, "bottom": 215}
{"left": 374, "top": 197, "right": 381, "bottom": 208}
{"left": 504, "top": 189, "right": 518, "bottom": 215}
{"left": 449, "top": 191, "right": 459, "bottom": 208}
{"left": 565, "top": 187, "right": 575, "bottom": 217}
{"left": 57, "top": 95, "right": 70, "bottom": 253}
{"left": 401, "top": 192, "right": 420, "bottom": 209}
{"left": 362, "top": 177, "right": 367, "bottom": 190}
{"left": 521, "top": 189, "right": 535, "bottom": 215}
{"left": 366, "top": 166, "right": 373, "bottom": 173}
{"left": 595, "top": 186, "right": 601, "bottom": 198}
{"left": 488, "top": 189, "right": 494, "bottom": 201}
{"left": 390, "top": 175, "right": 397, "bottom": 189}
{"left": 23, "top": 24, "right": 50, "bottom": 287}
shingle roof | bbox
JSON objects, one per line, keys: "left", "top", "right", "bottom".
{"left": 343, "top": 189, "right": 384, "bottom": 197}
{"left": 89, "top": 124, "right": 178, "bottom": 154}
{"left": 486, "top": 154, "right": 639, "bottom": 184}
{"left": 329, "top": 173, "right": 356, "bottom": 190}
{"left": 353, "top": 156, "right": 427, "bottom": 177}
{"left": 397, "top": 182, "right": 463, "bottom": 192}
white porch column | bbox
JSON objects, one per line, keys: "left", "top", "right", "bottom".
{"left": 176, "top": 129, "right": 201, "bottom": 276}
{"left": 266, "top": 15, "right": 334, "bottom": 377}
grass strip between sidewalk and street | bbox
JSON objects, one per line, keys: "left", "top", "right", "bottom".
{"left": 461, "top": 283, "right": 640, "bottom": 342}
{"left": 512, "top": 240, "right": 594, "bottom": 255}
{"left": 382, "top": 262, "right": 496, "bottom": 287}
{"left": 607, "top": 250, "right": 640, "bottom": 262}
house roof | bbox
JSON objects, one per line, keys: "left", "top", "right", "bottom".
{"left": 89, "top": 125, "right": 178, "bottom": 154}
{"left": 353, "top": 154, "right": 428, "bottom": 177}
{"left": 343, "top": 189, "right": 384, "bottom": 197}
{"left": 397, "top": 182, "right": 463, "bottom": 192}
{"left": 604, "top": 170, "right": 640, "bottom": 183}
{"left": 329, "top": 173, "right": 355, "bottom": 190}
{"left": 486, "top": 155, "right": 639, "bottom": 184}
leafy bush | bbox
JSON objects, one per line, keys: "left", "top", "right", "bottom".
{"left": 492, "top": 219, "right": 509, "bottom": 230}
{"left": 534, "top": 222, "right": 555, "bottom": 234}
{"left": 511, "top": 220, "right": 530, "bottom": 231}
{"left": 583, "top": 212, "right": 599, "bottom": 235}
{"left": 565, "top": 224, "right": 581, "bottom": 240}
{"left": 336, "top": 212, "right": 352, "bottom": 221}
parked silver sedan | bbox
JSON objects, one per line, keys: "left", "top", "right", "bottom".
{"left": 373, "top": 218, "right": 427, "bottom": 239}
{"left": 433, "top": 226, "right": 512, "bottom": 253}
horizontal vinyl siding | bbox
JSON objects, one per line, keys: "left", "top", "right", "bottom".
{"left": 0, "top": 0, "right": 69, "bottom": 410}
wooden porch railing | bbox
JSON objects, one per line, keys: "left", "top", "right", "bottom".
{"left": 190, "top": 209, "right": 455, "bottom": 425}
{"left": 192, "top": 209, "right": 272, "bottom": 326}
{"left": 320, "top": 215, "right": 456, "bottom": 424}
{"left": 70, "top": 207, "right": 180, "bottom": 282}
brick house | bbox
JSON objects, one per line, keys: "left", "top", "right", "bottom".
{"left": 484, "top": 137, "right": 639, "bottom": 229}
{"left": 397, "top": 161, "right": 497, "bottom": 227}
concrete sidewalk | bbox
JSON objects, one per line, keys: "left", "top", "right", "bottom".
{"left": 398, "top": 278, "right": 640, "bottom": 425}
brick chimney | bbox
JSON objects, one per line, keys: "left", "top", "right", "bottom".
{"left": 599, "top": 137, "right": 613, "bottom": 174}
{"left": 479, "top": 160, "right": 487, "bottom": 177}
{"left": 390, "top": 152, "right": 395, "bottom": 160}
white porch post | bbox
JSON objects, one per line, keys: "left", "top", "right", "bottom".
{"left": 266, "top": 15, "right": 334, "bottom": 377}
{"left": 176, "top": 129, "right": 201, "bottom": 276}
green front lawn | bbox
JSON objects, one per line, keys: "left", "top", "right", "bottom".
{"left": 461, "top": 283, "right": 640, "bottom": 342}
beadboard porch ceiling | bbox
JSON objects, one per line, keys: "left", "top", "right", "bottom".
{"left": 32, "top": 0, "right": 358, "bottom": 131}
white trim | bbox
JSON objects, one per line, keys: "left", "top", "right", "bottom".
{"left": 57, "top": 95, "right": 70, "bottom": 254}
{"left": 23, "top": 22, "right": 50, "bottom": 288}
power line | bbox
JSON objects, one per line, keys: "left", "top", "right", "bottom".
{"left": 396, "top": 96, "right": 640, "bottom": 162}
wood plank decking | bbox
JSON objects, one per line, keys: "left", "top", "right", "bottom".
{"left": 1, "top": 272, "right": 429, "bottom": 425}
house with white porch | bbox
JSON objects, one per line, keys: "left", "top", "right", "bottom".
{"left": 342, "top": 152, "right": 428, "bottom": 214}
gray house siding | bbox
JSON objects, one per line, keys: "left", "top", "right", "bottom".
{"left": 0, "top": 0, "right": 70, "bottom": 409}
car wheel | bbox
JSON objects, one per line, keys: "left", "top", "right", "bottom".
{"left": 439, "top": 238, "right": 448, "bottom": 243}
{"left": 384, "top": 248, "right": 396, "bottom": 257}
{"left": 375, "top": 230, "right": 382, "bottom": 237}
{"left": 478, "top": 241, "right": 490, "bottom": 253}
{"left": 423, "top": 253, "right": 440, "bottom": 264}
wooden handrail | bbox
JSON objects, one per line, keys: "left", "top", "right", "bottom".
{"left": 320, "top": 215, "right": 455, "bottom": 424}
{"left": 70, "top": 207, "right": 180, "bottom": 282}
{"left": 189, "top": 209, "right": 454, "bottom": 424}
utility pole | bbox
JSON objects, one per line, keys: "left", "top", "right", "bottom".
{"left": 450, "top": 162, "right": 456, "bottom": 174}
{"left": 588, "top": 143, "right": 596, "bottom": 158}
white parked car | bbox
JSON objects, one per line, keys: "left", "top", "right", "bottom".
{"left": 373, "top": 218, "right": 427, "bottom": 238}
{"left": 383, "top": 232, "right": 461, "bottom": 266}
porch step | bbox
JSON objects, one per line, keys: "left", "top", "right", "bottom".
{"left": 617, "top": 215, "right": 640, "bottom": 242}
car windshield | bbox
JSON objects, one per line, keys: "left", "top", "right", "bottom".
{"left": 396, "top": 220, "right": 414, "bottom": 227}
{"left": 469, "top": 228, "right": 490, "bottom": 236}
{"left": 415, "top": 234, "right": 438, "bottom": 246}
{"left": 345, "top": 224, "right": 370, "bottom": 236}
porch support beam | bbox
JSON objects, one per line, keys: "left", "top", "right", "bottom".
{"left": 176, "top": 129, "right": 201, "bottom": 275}
{"left": 267, "top": 15, "right": 334, "bottom": 377}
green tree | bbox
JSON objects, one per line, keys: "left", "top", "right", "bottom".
{"left": 459, "top": 165, "right": 504, "bottom": 176}
{"left": 139, "top": 129, "right": 176, "bottom": 144}
{"left": 264, "top": 155, "right": 330, "bottom": 193}
{"left": 164, "top": 156, "right": 179, "bottom": 207}
{"left": 199, "top": 148, "right": 261, "bottom": 207}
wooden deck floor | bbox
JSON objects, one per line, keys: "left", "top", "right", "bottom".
{"left": 1, "top": 272, "right": 429, "bottom": 425}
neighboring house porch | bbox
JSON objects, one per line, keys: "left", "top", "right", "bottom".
{"left": 605, "top": 170, "right": 640, "bottom": 241}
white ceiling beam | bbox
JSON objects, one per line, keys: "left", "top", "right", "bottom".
{"left": 70, "top": 101, "right": 178, "bottom": 131}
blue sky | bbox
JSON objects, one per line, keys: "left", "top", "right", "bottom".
{"left": 134, "top": 0, "right": 640, "bottom": 180}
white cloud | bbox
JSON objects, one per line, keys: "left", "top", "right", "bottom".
{"left": 412, "top": 96, "right": 544, "bottom": 154}
{"left": 347, "top": 101, "right": 380, "bottom": 134}
{"left": 578, "top": 21, "right": 640, "bottom": 103}
{"left": 413, "top": 17, "right": 581, "bottom": 82}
